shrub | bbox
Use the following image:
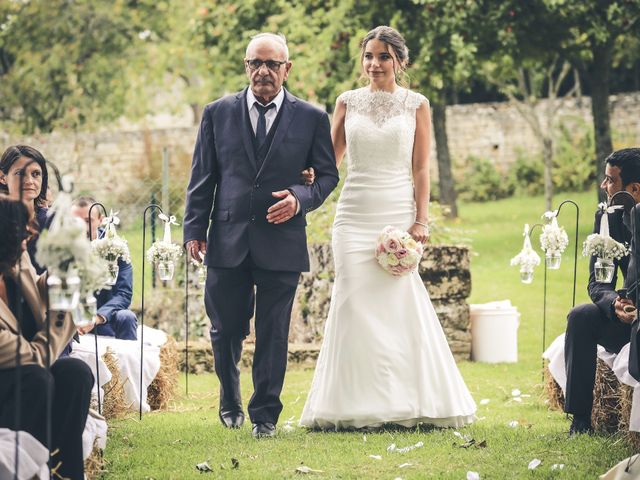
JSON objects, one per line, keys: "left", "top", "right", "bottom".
{"left": 510, "top": 154, "right": 544, "bottom": 196}
{"left": 457, "top": 156, "right": 515, "bottom": 202}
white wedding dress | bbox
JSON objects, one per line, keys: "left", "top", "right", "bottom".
{"left": 299, "top": 87, "right": 477, "bottom": 429}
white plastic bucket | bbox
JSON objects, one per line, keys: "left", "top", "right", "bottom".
{"left": 470, "top": 300, "right": 520, "bottom": 363}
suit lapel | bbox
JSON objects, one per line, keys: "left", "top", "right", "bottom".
{"left": 256, "top": 89, "right": 298, "bottom": 179}
{"left": 236, "top": 88, "right": 258, "bottom": 169}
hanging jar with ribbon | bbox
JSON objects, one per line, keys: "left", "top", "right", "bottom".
{"left": 147, "top": 213, "right": 183, "bottom": 282}
{"left": 582, "top": 203, "right": 629, "bottom": 284}
{"left": 540, "top": 210, "right": 569, "bottom": 270}
{"left": 91, "top": 210, "right": 131, "bottom": 286}
{"left": 511, "top": 224, "right": 541, "bottom": 284}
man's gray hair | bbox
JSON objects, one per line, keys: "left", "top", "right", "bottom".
{"left": 246, "top": 32, "right": 289, "bottom": 60}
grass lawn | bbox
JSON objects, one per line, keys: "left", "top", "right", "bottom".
{"left": 103, "top": 190, "right": 635, "bottom": 479}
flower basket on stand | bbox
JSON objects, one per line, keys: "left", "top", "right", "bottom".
{"left": 91, "top": 211, "right": 131, "bottom": 286}
{"left": 540, "top": 211, "right": 569, "bottom": 270}
{"left": 35, "top": 192, "right": 110, "bottom": 319}
{"left": 511, "top": 224, "right": 541, "bottom": 284}
{"left": 583, "top": 203, "right": 629, "bottom": 284}
{"left": 146, "top": 214, "right": 183, "bottom": 281}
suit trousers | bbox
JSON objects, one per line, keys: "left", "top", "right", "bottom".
{"left": 564, "top": 303, "right": 631, "bottom": 415}
{"left": 205, "top": 255, "right": 299, "bottom": 425}
{"left": 0, "top": 357, "right": 93, "bottom": 480}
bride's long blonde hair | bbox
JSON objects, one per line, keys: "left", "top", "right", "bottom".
{"left": 358, "top": 26, "right": 410, "bottom": 88}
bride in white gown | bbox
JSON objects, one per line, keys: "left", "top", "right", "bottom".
{"left": 299, "top": 26, "right": 476, "bottom": 430}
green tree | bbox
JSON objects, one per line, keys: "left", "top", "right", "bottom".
{"left": 497, "top": 0, "right": 640, "bottom": 197}
{"left": 0, "top": 0, "right": 167, "bottom": 134}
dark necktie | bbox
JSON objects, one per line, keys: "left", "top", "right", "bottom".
{"left": 255, "top": 103, "right": 276, "bottom": 147}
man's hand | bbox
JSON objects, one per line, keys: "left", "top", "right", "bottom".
{"left": 301, "top": 167, "right": 315, "bottom": 186}
{"left": 614, "top": 296, "right": 637, "bottom": 324}
{"left": 267, "top": 191, "right": 298, "bottom": 224}
{"left": 187, "top": 240, "right": 207, "bottom": 262}
{"left": 77, "top": 315, "right": 104, "bottom": 335}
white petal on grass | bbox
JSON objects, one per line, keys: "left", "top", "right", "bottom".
{"left": 387, "top": 444, "right": 397, "bottom": 452}
{"left": 363, "top": 434, "right": 367, "bottom": 443}
{"left": 480, "top": 399, "right": 490, "bottom": 405}
{"left": 551, "top": 464, "right": 565, "bottom": 470}
{"left": 282, "top": 424, "right": 294, "bottom": 432}
{"left": 513, "top": 397, "right": 523, "bottom": 403}
{"left": 369, "top": 455, "right": 383, "bottom": 460}
{"left": 398, "top": 463, "right": 412, "bottom": 469}
{"left": 453, "top": 431, "right": 463, "bottom": 438}
{"left": 521, "top": 394, "right": 531, "bottom": 398}
{"left": 195, "top": 461, "right": 213, "bottom": 472}
{"left": 511, "top": 389, "right": 521, "bottom": 397}
{"left": 528, "top": 459, "right": 541, "bottom": 470}
{"left": 508, "top": 420, "right": 519, "bottom": 428}
{"left": 295, "top": 466, "right": 324, "bottom": 474}
{"left": 467, "top": 471, "right": 480, "bottom": 480}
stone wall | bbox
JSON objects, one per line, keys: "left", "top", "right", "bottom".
{"left": 1, "top": 92, "right": 639, "bottom": 205}
{"left": 290, "top": 243, "right": 472, "bottom": 361}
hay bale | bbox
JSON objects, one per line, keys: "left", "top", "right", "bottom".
{"left": 543, "top": 365, "right": 565, "bottom": 411}
{"left": 148, "top": 336, "right": 179, "bottom": 410}
{"left": 591, "top": 359, "right": 623, "bottom": 434}
{"left": 84, "top": 445, "right": 105, "bottom": 479}
{"left": 100, "top": 347, "right": 130, "bottom": 419}
{"left": 618, "top": 383, "right": 640, "bottom": 450}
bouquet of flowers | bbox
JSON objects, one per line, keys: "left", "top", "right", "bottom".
{"left": 510, "top": 224, "right": 541, "bottom": 274}
{"left": 374, "top": 226, "right": 424, "bottom": 277}
{"left": 582, "top": 234, "right": 628, "bottom": 260}
{"left": 91, "top": 210, "right": 131, "bottom": 264}
{"left": 146, "top": 241, "right": 183, "bottom": 264}
{"left": 36, "top": 193, "right": 91, "bottom": 275}
{"left": 540, "top": 211, "right": 569, "bottom": 256}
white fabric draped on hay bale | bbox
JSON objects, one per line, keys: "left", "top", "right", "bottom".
{"left": 0, "top": 429, "right": 49, "bottom": 480}
{"left": 544, "top": 333, "right": 640, "bottom": 432}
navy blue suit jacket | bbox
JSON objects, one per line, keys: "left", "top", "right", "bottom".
{"left": 183, "top": 88, "right": 339, "bottom": 272}
{"left": 96, "top": 258, "right": 133, "bottom": 321}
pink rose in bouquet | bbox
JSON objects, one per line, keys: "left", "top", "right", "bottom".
{"left": 375, "top": 226, "right": 424, "bottom": 276}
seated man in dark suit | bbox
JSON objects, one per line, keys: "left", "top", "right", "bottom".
{"left": 564, "top": 148, "right": 640, "bottom": 435}
{"left": 71, "top": 196, "right": 137, "bottom": 340}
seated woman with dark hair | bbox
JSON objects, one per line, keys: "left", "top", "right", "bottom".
{"left": 0, "top": 145, "right": 51, "bottom": 273}
{"left": 0, "top": 197, "right": 93, "bottom": 480}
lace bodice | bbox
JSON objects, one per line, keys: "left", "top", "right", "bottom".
{"left": 338, "top": 87, "right": 428, "bottom": 175}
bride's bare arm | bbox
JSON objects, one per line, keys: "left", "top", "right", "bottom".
{"left": 331, "top": 99, "right": 347, "bottom": 167}
{"left": 408, "top": 101, "right": 432, "bottom": 244}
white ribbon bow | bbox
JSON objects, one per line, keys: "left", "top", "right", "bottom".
{"left": 159, "top": 213, "right": 180, "bottom": 243}
{"left": 598, "top": 202, "right": 624, "bottom": 238}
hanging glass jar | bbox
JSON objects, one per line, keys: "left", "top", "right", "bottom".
{"left": 520, "top": 268, "right": 534, "bottom": 284}
{"left": 158, "top": 260, "right": 175, "bottom": 281}
{"left": 545, "top": 252, "right": 562, "bottom": 270}
{"left": 47, "top": 273, "right": 81, "bottom": 311}
{"left": 73, "top": 295, "right": 97, "bottom": 328}
{"left": 594, "top": 257, "right": 615, "bottom": 283}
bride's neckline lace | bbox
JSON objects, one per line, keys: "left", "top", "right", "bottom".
{"left": 340, "top": 87, "right": 424, "bottom": 127}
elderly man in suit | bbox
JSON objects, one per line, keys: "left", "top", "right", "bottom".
{"left": 184, "top": 33, "right": 339, "bottom": 438}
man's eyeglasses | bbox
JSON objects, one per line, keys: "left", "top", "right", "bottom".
{"left": 245, "top": 59, "right": 287, "bottom": 72}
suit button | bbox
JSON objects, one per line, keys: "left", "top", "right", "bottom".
{"left": 254, "top": 183, "right": 260, "bottom": 189}
{"left": 251, "top": 215, "right": 256, "bottom": 222}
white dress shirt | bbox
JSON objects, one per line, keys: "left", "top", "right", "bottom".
{"left": 246, "top": 88, "right": 285, "bottom": 135}
{"left": 245, "top": 88, "right": 300, "bottom": 215}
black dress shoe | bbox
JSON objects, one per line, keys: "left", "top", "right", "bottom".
{"left": 252, "top": 422, "right": 276, "bottom": 438}
{"left": 219, "top": 410, "right": 245, "bottom": 429}
{"left": 569, "top": 414, "right": 593, "bottom": 436}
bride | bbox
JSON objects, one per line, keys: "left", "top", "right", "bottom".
{"left": 299, "top": 26, "right": 476, "bottom": 429}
